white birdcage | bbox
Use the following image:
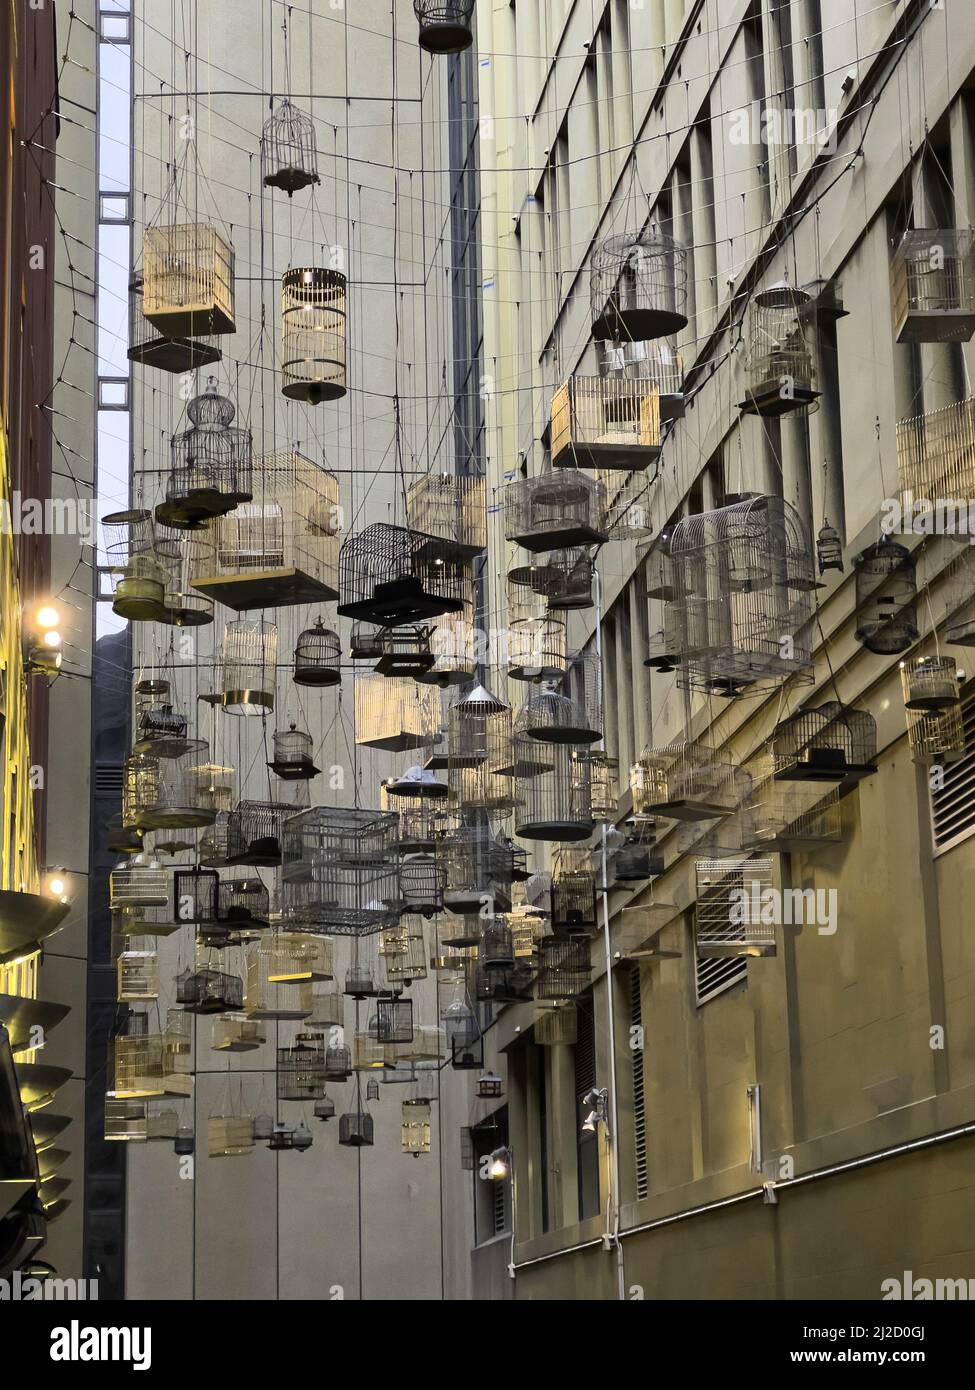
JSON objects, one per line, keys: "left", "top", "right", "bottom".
{"left": 507, "top": 612, "right": 568, "bottom": 683}
{"left": 551, "top": 375, "right": 661, "bottom": 471}
{"left": 117, "top": 950, "right": 160, "bottom": 1002}
{"left": 141, "top": 223, "right": 235, "bottom": 338}
{"left": 354, "top": 674, "right": 441, "bottom": 751}
{"left": 191, "top": 451, "right": 341, "bottom": 609}
{"left": 221, "top": 619, "right": 278, "bottom": 717}
{"left": 406, "top": 472, "right": 486, "bottom": 559}
{"left": 109, "top": 854, "right": 169, "bottom": 910}
{"left": 695, "top": 858, "right": 777, "bottom": 957}
{"left": 418, "top": 608, "right": 479, "bottom": 686}
{"left": 891, "top": 229, "right": 975, "bottom": 343}
{"left": 281, "top": 267, "right": 347, "bottom": 402}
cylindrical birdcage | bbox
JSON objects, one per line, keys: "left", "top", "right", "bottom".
{"left": 384, "top": 765, "right": 448, "bottom": 802}
{"left": 184, "top": 762, "right": 236, "bottom": 819}
{"left": 221, "top": 618, "right": 278, "bottom": 716}
{"left": 112, "top": 553, "right": 169, "bottom": 622}
{"left": 591, "top": 228, "right": 688, "bottom": 342}
{"left": 741, "top": 283, "right": 819, "bottom": 417}
{"left": 447, "top": 686, "right": 515, "bottom": 811}
{"left": 128, "top": 273, "right": 221, "bottom": 373}
{"left": 354, "top": 674, "right": 441, "bottom": 752}
{"left": 117, "top": 950, "right": 160, "bottom": 1002}
{"left": 157, "top": 377, "right": 252, "bottom": 529}
{"left": 280, "top": 268, "right": 347, "bottom": 403}
{"left": 314, "top": 1094, "right": 336, "bottom": 1121}
{"left": 277, "top": 1034, "right": 327, "bottom": 1101}
{"left": 854, "top": 540, "right": 919, "bottom": 655}
{"left": 338, "top": 522, "right": 468, "bottom": 626}
{"left": 613, "top": 819, "right": 665, "bottom": 881}
{"left": 158, "top": 531, "right": 215, "bottom": 627}
{"left": 398, "top": 855, "right": 445, "bottom": 916}
{"left": 901, "top": 656, "right": 961, "bottom": 712}
{"left": 110, "top": 854, "right": 169, "bottom": 910}
{"left": 551, "top": 849, "right": 597, "bottom": 936}
{"left": 419, "top": 609, "right": 479, "bottom": 687}
{"left": 379, "top": 780, "right": 441, "bottom": 851}
{"left": 479, "top": 919, "right": 515, "bottom": 970}
{"left": 261, "top": 99, "right": 320, "bottom": 196}
{"left": 891, "top": 228, "right": 975, "bottom": 343}
{"left": 406, "top": 471, "right": 486, "bottom": 559}
{"left": 504, "top": 471, "right": 607, "bottom": 552}
{"left": 535, "top": 937, "right": 592, "bottom": 1000}
{"left": 439, "top": 823, "right": 517, "bottom": 915}
{"left": 414, "top": 0, "right": 475, "bottom": 53}
{"left": 514, "top": 741, "right": 594, "bottom": 841}
{"left": 130, "top": 746, "right": 221, "bottom": 831}
{"left": 294, "top": 618, "right": 342, "bottom": 686}
{"left": 269, "top": 723, "right": 318, "bottom": 780}
{"left": 507, "top": 613, "right": 568, "bottom": 683}
{"left": 587, "top": 752, "right": 619, "bottom": 821}
{"left": 904, "top": 702, "right": 966, "bottom": 765}
{"left": 545, "top": 550, "right": 596, "bottom": 610}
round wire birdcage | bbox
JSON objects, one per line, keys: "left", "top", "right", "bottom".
{"left": 414, "top": 0, "right": 475, "bottom": 53}
{"left": 281, "top": 267, "right": 347, "bottom": 403}
{"left": 741, "top": 282, "right": 820, "bottom": 417}
{"left": 514, "top": 742, "right": 594, "bottom": 842}
{"left": 221, "top": 618, "right": 278, "bottom": 716}
{"left": 293, "top": 617, "right": 342, "bottom": 686}
{"left": 591, "top": 228, "right": 688, "bottom": 342}
{"left": 261, "top": 99, "right": 320, "bottom": 196}
{"left": 854, "top": 540, "right": 919, "bottom": 655}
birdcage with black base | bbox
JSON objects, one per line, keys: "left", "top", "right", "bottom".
{"left": 128, "top": 273, "right": 221, "bottom": 373}
{"left": 374, "top": 626, "right": 436, "bottom": 678}
{"left": 740, "top": 755, "right": 842, "bottom": 852}
{"left": 407, "top": 471, "right": 486, "bottom": 560}
{"left": 517, "top": 682, "right": 601, "bottom": 747}
{"left": 293, "top": 618, "right": 342, "bottom": 686}
{"left": 156, "top": 378, "right": 252, "bottom": 529}
{"left": 261, "top": 99, "right": 320, "bottom": 196}
{"left": 507, "top": 611, "right": 568, "bottom": 683}
{"left": 226, "top": 800, "right": 297, "bottom": 867}
{"left": 176, "top": 960, "right": 244, "bottom": 1014}
{"left": 158, "top": 531, "right": 215, "bottom": 626}
{"left": 439, "top": 821, "right": 517, "bottom": 915}
{"left": 281, "top": 268, "right": 347, "bottom": 403}
{"left": 414, "top": 0, "right": 475, "bottom": 52}
{"left": 597, "top": 335, "right": 685, "bottom": 420}
{"left": 535, "top": 938, "right": 591, "bottom": 1000}
{"left": 314, "top": 1094, "right": 336, "bottom": 1122}
{"left": 190, "top": 451, "right": 341, "bottom": 609}
{"left": 591, "top": 228, "right": 688, "bottom": 342}
{"left": 451, "top": 1027, "right": 484, "bottom": 1071}
{"left": 379, "top": 779, "right": 441, "bottom": 852}
{"left": 479, "top": 918, "right": 515, "bottom": 971}
{"left": 338, "top": 1109, "right": 374, "bottom": 1148}
{"left": 338, "top": 522, "right": 467, "bottom": 625}
{"left": 277, "top": 1033, "right": 327, "bottom": 1101}
{"left": 853, "top": 540, "right": 919, "bottom": 655}
{"left": 268, "top": 724, "right": 320, "bottom": 780}
{"left": 613, "top": 819, "right": 665, "bottom": 882}
{"left": 544, "top": 550, "right": 596, "bottom": 610}
{"left": 891, "top": 229, "right": 975, "bottom": 343}
{"left": 551, "top": 374, "right": 662, "bottom": 471}
{"left": 630, "top": 740, "right": 741, "bottom": 820}
{"left": 398, "top": 856, "right": 445, "bottom": 917}
{"left": 132, "top": 680, "right": 189, "bottom": 757}
{"left": 141, "top": 223, "right": 235, "bottom": 339}
{"left": 551, "top": 848, "right": 597, "bottom": 936}
{"left": 354, "top": 674, "right": 442, "bottom": 752}
{"left": 771, "top": 704, "right": 878, "bottom": 782}
{"left": 505, "top": 471, "right": 608, "bottom": 552}
{"left": 280, "top": 806, "right": 401, "bottom": 935}
{"left": 375, "top": 995, "right": 414, "bottom": 1045}
{"left": 514, "top": 741, "right": 594, "bottom": 842}
{"left": 901, "top": 655, "right": 961, "bottom": 712}
{"left": 740, "top": 283, "right": 820, "bottom": 417}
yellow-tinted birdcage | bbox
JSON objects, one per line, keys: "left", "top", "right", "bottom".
{"left": 207, "top": 1115, "right": 255, "bottom": 1158}
{"left": 401, "top": 1099, "right": 432, "bottom": 1155}
{"left": 117, "top": 950, "right": 160, "bottom": 1002}
{"left": 190, "top": 452, "right": 340, "bottom": 610}
{"left": 211, "top": 1015, "right": 266, "bottom": 1052}
{"left": 281, "top": 267, "right": 347, "bottom": 402}
{"left": 551, "top": 376, "right": 661, "bottom": 471}
{"left": 221, "top": 619, "right": 278, "bottom": 717}
{"left": 892, "top": 229, "right": 975, "bottom": 343}
{"left": 355, "top": 674, "right": 441, "bottom": 752}
{"left": 534, "top": 1004, "right": 578, "bottom": 1046}
{"left": 142, "top": 223, "right": 235, "bottom": 337}
{"left": 245, "top": 943, "right": 314, "bottom": 1020}
{"left": 896, "top": 395, "right": 975, "bottom": 514}
{"left": 406, "top": 472, "right": 486, "bottom": 559}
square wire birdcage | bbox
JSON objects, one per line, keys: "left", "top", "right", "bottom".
{"left": 376, "top": 996, "right": 414, "bottom": 1044}
{"left": 354, "top": 674, "right": 442, "bottom": 752}
{"left": 338, "top": 522, "right": 468, "bottom": 626}
{"left": 740, "top": 755, "right": 843, "bottom": 852}
{"left": 535, "top": 938, "right": 592, "bottom": 1000}
{"left": 280, "top": 806, "right": 402, "bottom": 935}
{"left": 505, "top": 471, "right": 608, "bottom": 552}
{"left": 406, "top": 471, "right": 486, "bottom": 559}
{"left": 695, "top": 857, "right": 777, "bottom": 957}
{"left": 892, "top": 229, "right": 975, "bottom": 343}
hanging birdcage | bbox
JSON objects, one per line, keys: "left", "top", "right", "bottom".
{"left": 183, "top": 762, "right": 236, "bottom": 819}
{"left": 613, "top": 819, "right": 665, "bottom": 881}
{"left": 132, "top": 681, "right": 189, "bottom": 756}
{"left": 896, "top": 395, "right": 975, "bottom": 514}
{"left": 551, "top": 848, "right": 597, "bottom": 936}
{"left": 591, "top": 228, "right": 688, "bottom": 342}
{"left": 245, "top": 941, "right": 314, "bottom": 1019}
{"left": 772, "top": 704, "right": 878, "bottom": 781}
{"left": 122, "top": 752, "right": 160, "bottom": 829}
{"left": 349, "top": 623, "right": 385, "bottom": 661}
{"left": 101, "top": 506, "right": 163, "bottom": 565}
{"left": 293, "top": 618, "right": 342, "bottom": 686}
{"left": 104, "top": 1096, "right": 149, "bottom": 1142}
{"left": 598, "top": 467, "right": 653, "bottom": 541}
{"left": 587, "top": 752, "right": 618, "bottom": 821}
{"left": 479, "top": 918, "right": 515, "bottom": 970}
{"left": 379, "top": 779, "right": 441, "bottom": 851}
{"left": 339, "top": 1110, "right": 374, "bottom": 1147}
{"left": 536, "top": 937, "right": 591, "bottom": 1000}
{"left": 904, "top": 699, "right": 966, "bottom": 764}
{"left": 891, "top": 228, "right": 975, "bottom": 343}
{"left": 211, "top": 1016, "right": 266, "bottom": 1052}
{"left": 901, "top": 655, "right": 960, "bottom": 712}
{"left": 597, "top": 335, "right": 685, "bottom": 420}
{"left": 191, "top": 452, "right": 341, "bottom": 609}
{"left": 393, "top": 1023, "right": 445, "bottom": 1064}
{"left": 309, "top": 987, "right": 345, "bottom": 1030}
{"left": 338, "top": 522, "right": 467, "bottom": 626}
{"left": 221, "top": 618, "right": 278, "bottom": 716}
{"left": 268, "top": 724, "right": 319, "bottom": 780}
{"left": 199, "top": 812, "right": 231, "bottom": 867}
{"left": 375, "top": 995, "right": 414, "bottom": 1044}
{"left": 385, "top": 765, "right": 448, "bottom": 802}
{"left": 264, "top": 932, "right": 333, "bottom": 983}
{"left": 666, "top": 494, "right": 817, "bottom": 694}
{"left": 208, "top": 1115, "right": 255, "bottom": 1158}
{"left": 128, "top": 273, "right": 221, "bottom": 373}
{"left": 740, "top": 283, "right": 819, "bottom": 417}
{"left": 281, "top": 267, "right": 347, "bottom": 402}
{"left": 507, "top": 612, "right": 568, "bottom": 683}
{"left": 157, "top": 377, "right": 252, "bottom": 530}
{"left": 505, "top": 471, "right": 608, "bottom": 552}
{"left": 325, "top": 1042, "right": 352, "bottom": 1080}
{"left": 315, "top": 1094, "right": 336, "bottom": 1121}
{"left": 131, "top": 747, "right": 223, "bottom": 831}
{"left": 407, "top": 471, "right": 486, "bottom": 559}
{"left": 226, "top": 799, "right": 300, "bottom": 867}
{"left": 551, "top": 375, "right": 661, "bottom": 471}
{"left": 695, "top": 857, "right": 777, "bottom": 957}
{"left": 545, "top": 550, "right": 596, "bottom": 610}
{"left": 519, "top": 652, "right": 603, "bottom": 743}
{"left": 398, "top": 856, "right": 446, "bottom": 916}
{"left": 817, "top": 520, "right": 843, "bottom": 575}
{"left": 401, "top": 1098, "right": 432, "bottom": 1156}
{"left": 447, "top": 684, "right": 514, "bottom": 803}
{"left": 854, "top": 540, "right": 919, "bottom": 655}
{"left": 261, "top": 99, "right": 320, "bottom": 196}
{"left": 112, "top": 553, "right": 169, "bottom": 622}
{"left": 280, "top": 806, "right": 401, "bottom": 934}
{"left": 354, "top": 673, "right": 441, "bottom": 751}
{"left": 117, "top": 950, "right": 160, "bottom": 1002}
{"left": 112, "top": 1011, "right": 192, "bottom": 1100}
{"left": 158, "top": 531, "right": 215, "bottom": 627}
{"left": 740, "top": 755, "right": 843, "bottom": 852}
{"left": 141, "top": 223, "right": 235, "bottom": 338}
{"left": 514, "top": 741, "right": 593, "bottom": 841}
{"left": 535, "top": 1004, "right": 578, "bottom": 1046}
{"left": 176, "top": 961, "right": 244, "bottom": 1014}
{"left": 946, "top": 549, "right": 975, "bottom": 646}
{"left": 630, "top": 740, "right": 740, "bottom": 820}
{"left": 353, "top": 1029, "right": 390, "bottom": 1070}
{"left": 381, "top": 919, "right": 428, "bottom": 984}
{"left": 277, "top": 1033, "right": 327, "bottom": 1101}
{"left": 439, "top": 822, "right": 517, "bottom": 915}
{"left": 419, "top": 608, "right": 479, "bottom": 687}
{"left": 414, "top": 0, "right": 475, "bottom": 52}
{"left": 110, "top": 854, "right": 169, "bottom": 909}
{"left": 375, "top": 626, "right": 436, "bottom": 678}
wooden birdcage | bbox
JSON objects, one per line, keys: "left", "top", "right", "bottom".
{"left": 817, "top": 520, "right": 843, "bottom": 575}
{"left": 414, "top": 0, "right": 475, "bottom": 52}
{"left": 268, "top": 723, "right": 319, "bottom": 780}
{"left": 280, "top": 806, "right": 401, "bottom": 934}
{"left": 740, "top": 755, "right": 842, "bottom": 852}
{"left": 551, "top": 376, "right": 661, "bottom": 471}
{"left": 142, "top": 223, "right": 235, "bottom": 338}
{"left": 277, "top": 1033, "right": 327, "bottom": 1101}
{"left": 771, "top": 703, "right": 877, "bottom": 782}
{"left": 110, "top": 854, "right": 169, "bottom": 909}
{"left": 896, "top": 395, "right": 975, "bottom": 514}
{"left": 221, "top": 619, "right": 278, "bottom": 717}
{"left": 294, "top": 618, "right": 342, "bottom": 686}
{"left": 630, "top": 740, "right": 740, "bottom": 820}
{"left": 551, "top": 847, "right": 597, "bottom": 937}
{"left": 281, "top": 267, "right": 347, "bottom": 402}
{"left": 261, "top": 99, "right": 320, "bottom": 196}
{"left": 325, "top": 1041, "right": 352, "bottom": 1080}
{"left": 191, "top": 452, "right": 340, "bottom": 609}
{"left": 338, "top": 522, "right": 468, "bottom": 625}
{"left": 353, "top": 1029, "right": 391, "bottom": 1071}
{"left": 354, "top": 673, "right": 441, "bottom": 751}
{"left": 264, "top": 932, "right": 333, "bottom": 983}
{"left": 112, "top": 1011, "right": 192, "bottom": 1099}
{"left": 157, "top": 378, "right": 252, "bottom": 529}
{"left": 591, "top": 228, "right": 688, "bottom": 341}
{"left": 407, "top": 472, "right": 486, "bottom": 559}
{"left": 740, "top": 283, "right": 820, "bottom": 417}
{"left": 534, "top": 1004, "right": 578, "bottom": 1046}
{"left": 695, "top": 857, "right": 777, "bottom": 957}
{"left": 587, "top": 751, "right": 618, "bottom": 821}
{"left": 535, "top": 937, "right": 591, "bottom": 1000}
{"left": 597, "top": 335, "right": 685, "bottom": 420}
{"left": 117, "top": 950, "right": 159, "bottom": 1002}
{"left": 892, "top": 229, "right": 975, "bottom": 343}
{"left": 505, "top": 471, "right": 607, "bottom": 552}
{"left": 666, "top": 494, "right": 817, "bottom": 694}
{"left": 128, "top": 273, "right": 221, "bottom": 373}
{"left": 207, "top": 1115, "right": 255, "bottom": 1158}
{"left": 245, "top": 942, "right": 314, "bottom": 1019}
{"left": 514, "top": 741, "right": 594, "bottom": 841}
{"left": 211, "top": 1015, "right": 266, "bottom": 1052}
{"left": 854, "top": 540, "right": 919, "bottom": 655}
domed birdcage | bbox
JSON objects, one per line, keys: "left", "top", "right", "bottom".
{"left": 551, "top": 374, "right": 661, "bottom": 471}
{"left": 903, "top": 699, "right": 967, "bottom": 766}
{"left": 438, "top": 821, "right": 518, "bottom": 916}
{"left": 591, "top": 228, "right": 688, "bottom": 342}
{"left": 695, "top": 858, "right": 777, "bottom": 958}
{"left": 740, "top": 283, "right": 820, "bottom": 417}
{"left": 191, "top": 451, "right": 341, "bottom": 610}
{"left": 901, "top": 655, "right": 961, "bottom": 713}
{"left": 280, "top": 806, "right": 401, "bottom": 935}
{"left": 891, "top": 228, "right": 975, "bottom": 343}
{"left": 505, "top": 471, "right": 607, "bottom": 552}
{"left": 325, "top": 1041, "right": 352, "bottom": 1081}
{"left": 281, "top": 267, "right": 347, "bottom": 403}
{"left": 268, "top": 723, "right": 320, "bottom": 780}
{"left": 338, "top": 522, "right": 468, "bottom": 626}
{"left": 261, "top": 99, "right": 320, "bottom": 197}
{"left": 354, "top": 673, "right": 441, "bottom": 752}
{"left": 514, "top": 741, "right": 593, "bottom": 842}
{"left": 551, "top": 848, "right": 597, "bottom": 937}
{"left": 314, "top": 1093, "right": 336, "bottom": 1121}
{"left": 128, "top": 273, "right": 221, "bottom": 373}
{"left": 599, "top": 468, "right": 653, "bottom": 541}
{"left": 854, "top": 539, "right": 919, "bottom": 655}
{"left": 414, "top": 0, "right": 475, "bottom": 53}
{"left": 597, "top": 335, "right": 685, "bottom": 420}
{"left": 293, "top": 618, "right": 342, "bottom": 686}
{"left": 221, "top": 618, "right": 278, "bottom": 717}
{"left": 277, "top": 1033, "right": 327, "bottom": 1101}
{"left": 379, "top": 778, "right": 442, "bottom": 852}
{"left": 183, "top": 762, "right": 236, "bottom": 820}
{"left": 816, "top": 520, "right": 843, "bottom": 575}
{"left": 771, "top": 703, "right": 878, "bottom": 782}
{"left": 141, "top": 222, "right": 235, "bottom": 339}
{"left": 536, "top": 937, "right": 591, "bottom": 1001}
{"left": 374, "top": 625, "right": 436, "bottom": 679}
{"left": 156, "top": 377, "right": 252, "bottom": 529}
{"left": 517, "top": 666, "right": 602, "bottom": 746}
{"left": 399, "top": 854, "right": 446, "bottom": 917}
{"left": 384, "top": 764, "right": 448, "bottom": 802}
{"left": 226, "top": 798, "right": 302, "bottom": 867}
{"left": 407, "top": 471, "right": 486, "bottom": 560}
{"left": 630, "top": 740, "right": 741, "bottom": 821}
{"left": 245, "top": 941, "right": 314, "bottom": 1020}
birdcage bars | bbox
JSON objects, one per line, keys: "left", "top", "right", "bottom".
{"left": 376, "top": 996, "right": 414, "bottom": 1044}
{"left": 268, "top": 724, "right": 320, "bottom": 780}
{"left": 392, "top": 1023, "right": 445, "bottom": 1065}
{"left": 591, "top": 228, "right": 688, "bottom": 342}
{"left": 551, "top": 848, "right": 597, "bottom": 937}
{"left": 379, "top": 780, "right": 441, "bottom": 851}
{"left": 535, "top": 937, "right": 591, "bottom": 1000}
{"left": 374, "top": 626, "right": 436, "bottom": 678}
{"left": 208, "top": 1115, "right": 255, "bottom": 1158}
{"left": 551, "top": 376, "right": 662, "bottom": 471}
{"left": 225, "top": 799, "right": 297, "bottom": 867}
{"left": 117, "top": 950, "right": 160, "bottom": 1002}
{"left": 613, "top": 819, "right": 665, "bottom": 882}
{"left": 211, "top": 1015, "right": 266, "bottom": 1052}
{"left": 439, "top": 822, "right": 517, "bottom": 914}
{"left": 104, "top": 1096, "right": 149, "bottom": 1142}
{"left": 261, "top": 99, "right": 320, "bottom": 196}
{"left": 904, "top": 702, "right": 967, "bottom": 764}
{"left": 853, "top": 540, "right": 919, "bottom": 655}
{"left": 891, "top": 229, "right": 975, "bottom": 343}
{"left": 293, "top": 618, "right": 342, "bottom": 686}
{"left": 280, "top": 266, "right": 348, "bottom": 403}
{"left": 338, "top": 522, "right": 467, "bottom": 625}
{"left": 418, "top": 609, "right": 479, "bottom": 686}
{"left": 507, "top": 613, "right": 568, "bottom": 683}
{"left": 132, "top": 746, "right": 225, "bottom": 831}
{"left": 245, "top": 943, "right": 314, "bottom": 1019}
{"left": 157, "top": 378, "right": 252, "bottom": 529}
{"left": 338, "top": 1111, "right": 374, "bottom": 1147}
{"left": 264, "top": 932, "right": 334, "bottom": 983}
{"left": 190, "top": 452, "right": 340, "bottom": 609}
{"left": 407, "top": 471, "right": 486, "bottom": 559}
{"left": 514, "top": 741, "right": 594, "bottom": 841}
{"left": 695, "top": 857, "right": 776, "bottom": 957}
{"left": 901, "top": 655, "right": 961, "bottom": 712}
{"left": 505, "top": 471, "right": 608, "bottom": 552}
{"left": 544, "top": 550, "right": 597, "bottom": 610}
{"left": 630, "top": 741, "right": 740, "bottom": 820}
{"left": 414, "top": 0, "right": 475, "bottom": 52}
{"left": 276, "top": 1033, "right": 327, "bottom": 1101}
{"left": 176, "top": 962, "right": 244, "bottom": 1014}
{"left": 354, "top": 673, "right": 442, "bottom": 751}
{"left": 112, "top": 553, "right": 169, "bottom": 622}
{"left": 221, "top": 619, "right": 278, "bottom": 717}
{"left": 587, "top": 752, "right": 619, "bottom": 821}
{"left": 740, "top": 756, "right": 843, "bottom": 852}
{"left": 519, "top": 653, "right": 603, "bottom": 743}
{"left": 128, "top": 273, "right": 222, "bottom": 373}
{"left": 597, "top": 335, "right": 686, "bottom": 419}
{"left": 280, "top": 806, "right": 402, "bottom": 934}
{"left": 896, "top": 395, "right": 975, "bottom": 514}
{"left": 772, "top": 704, "right": 878, "bottom": 781}
{"left": 534, "top": 1004, "right": 578, "bottom": 1046}
{"left": 142, "top": 223, "right": 235, "bottom": 338}
{"left": 401, "top": 1099, "right": 432, "bottom": 1155}
{"left": 109, "top": 854, "right": 169, "bottom": 909}
{"left": 740, "top": 283, "right": 820, "bottom": 417}
{"left": 158, "top": 531, "right": 215, "bottom": 626}
{"left": 598, "top": 467, "right": 654, "bottom": 541}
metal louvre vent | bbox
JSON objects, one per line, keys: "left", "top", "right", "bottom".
{"left": 573, "top": 991, "right": 596, "bottom": 1098}
{"left": 492, "top": 1177, "right": 507, "bottom": 1235}
{"left": 695, "top": 951, "right": 747, "bottom": 1005}
{"left": 931, "top": 685, "right": 975, "bottom": 854}
{"left": 629, "top": 966, "right": 648, "bottom": 1201}
{"left": 95, "top": 763, "right": 125, "bottom": 797}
